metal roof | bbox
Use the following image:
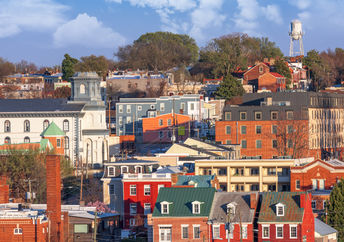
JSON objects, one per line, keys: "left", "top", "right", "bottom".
{"left": 315, "top": 218, "right": 337, "bottom": 236}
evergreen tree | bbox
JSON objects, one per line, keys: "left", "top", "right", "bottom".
{"left": 214, "top": 75, "right": 245, "bottom": 100}
{"left": 62, "top": 54, "right": 78, "bottom": 81}
{"left": 327, "top": 179, "right": 344, "bottom": 241}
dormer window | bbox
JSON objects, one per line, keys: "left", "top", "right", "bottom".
{"left": 192, "top": 201, "right": 203, "bottom": 214}
{"left": 161, "top": 201, "right": 172, "bottom": 214}
{"left": 276, "top": 203, "right": 285, "bottom": 216}
{"left": 227, "top": 202, "right": 237, "bottom": 217}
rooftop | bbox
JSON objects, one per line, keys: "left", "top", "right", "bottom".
{"left": 315, "top": 218, "right": 337, "bottom": 236}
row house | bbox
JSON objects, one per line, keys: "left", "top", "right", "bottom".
{"left": 258, "top": 192, "right": 314, "bottom": 242}
{"left": 216, "top": 92, "right": 344, "bottom": 159}
{"left": 194, "top": 158, "right": 314, "bottom": 192}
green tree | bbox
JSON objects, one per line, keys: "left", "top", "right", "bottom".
{"left": 74, "top": 55, "right": 109, "bottom": 80}
{"left": 274, "top": 58, "right": 292, "bottom": 87}
{"left": 62, "top": 54, "right": 78, "bottom": 81}
{"left": 214, "top": 75, "right": 245, "bottom": 100}
{"left": 115, "top": 31, "right": 198, "bottom": 71}
{"left": 327, "top": 179, "right": 344, "bottom": 241}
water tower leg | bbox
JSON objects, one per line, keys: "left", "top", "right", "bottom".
{"left": 289, "top": 37, "right": 294, "bottom": 57}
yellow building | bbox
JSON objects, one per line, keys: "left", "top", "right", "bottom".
{"left": 195, "top": 158, "right": 313, "bottom": 192}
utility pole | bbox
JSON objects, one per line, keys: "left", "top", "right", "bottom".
{"left": 80, "top": 162, "right": 84, "bottom": 205}
{"left": 93, "top": 211, "right": 98, "bottom": 241}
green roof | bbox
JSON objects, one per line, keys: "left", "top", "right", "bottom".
{"left": 175, "top": 175, "right": 215, "bottom": 187}
{"left": 152, "top": 187, "right": 216, "bottom": 217}
{"left": 40, "top": 139, "right": 53, "bottom": 151}
{"left": 41, "top": 121, "right": 65, "bottom": 137}
{"left": 258, "top": 192, "right": 305, "bottom": 223}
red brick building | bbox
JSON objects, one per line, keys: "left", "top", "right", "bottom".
{"left": 122, "top": 173, "right": 172, "bottom": 228}
{"left": 243, "top": 62, "right": 270, "bottom": 91}
{"left": 258, "top": 72, "right": 286, "bottom": 92}
{"left": 257, "top": 192, "right": 314, "bottom": 242}
{"left": 142, "top": 113, "right": 191, "bottom": 143}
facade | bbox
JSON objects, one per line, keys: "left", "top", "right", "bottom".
{"left": 208, "top": 192, "right": 257, "bottom": 241}
{"left": 216, "top": 92, "right": 344, "bottom": 159}
{"left": 258, "top": 72, "right": 286, "bottom": 92}
{"left": 243, "top": 62, "right": 271, "bottom": 91}
{"left": 194, "top": 158, "right": 313, "bottom": 192}
{"left": 257, "top": 192, "right": 314, "bottom": 242}
{"left": 0, "top": 72, "right": 109, "bottom": 167}
{"left": 151, "top": 187, "right": 216, "bottom": 242}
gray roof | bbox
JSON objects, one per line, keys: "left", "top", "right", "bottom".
{"left": 315, "top": 218, "right": 337, "bottom": 236}
{"left": 0, "top": 99, "right": 84, "bottom": 113}
{"left": 73, "top": 72, "right": 99, "bottom": 78}
{"left": 155, "top": 166, "right": 182, "bottom": 174}
{"left": 325, "top": 159, "right": 344, "bottom": 167}
{"left": 209, "top": 192, "right": 255, "bottom": 224}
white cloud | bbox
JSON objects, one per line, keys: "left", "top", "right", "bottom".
{"left": 288, "top": 0, "right": 311, "bottom": 10}
{"left": 234, "top": 0, "right": 283, "bottom": 36}
{"left": 0, "top": 0, "right": 68, "bottom": 38}
{"left": 106, "top": 0, "right": 122, "bottom": 3}
{"left": 53, "top": 13, "right": 125, "bottom": 48}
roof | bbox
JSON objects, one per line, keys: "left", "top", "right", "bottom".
{"left": 315, "top": 218, "right": 337, "bottom": 236}
{"left": 171, "top": 143, "right": 221, "bottom": 157}
{"left": 175, "top": 175, "right": 215, "bottom": 187}
{"left": 292, "top": 159, "right": 344, "bottom": 171}
{"left": 153, "top": 187, "right": 215, "bottom": 217}
{"left": 155, "top": 166, "right": 182, "bottom": 174}
{"left": 41, "top": 122, "right": 65, "bottom": 137}
{"left": 269, "top": 72, "right": 284, "bottom": 78}
{"left": 258, "top": 192, "right": 305, "bottom": 223}
{"left": 209, "top": 192, "right": 255, "bottom": 224}
{"left": 0, "top": 98, "right": 84, "bottom": 113}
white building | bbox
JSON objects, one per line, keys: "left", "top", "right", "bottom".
{"left": 0, "top": 72, "right": 109, "bottom": 167}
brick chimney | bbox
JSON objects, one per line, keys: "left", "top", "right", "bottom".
{"left": 250, "top": 193, "right": 257, "bottom": 209}
{"left": 46, "top": 155, "right": 64, "bottom": 242}
{"left": 0, "top": 176, "right": 9, "bottom": 203}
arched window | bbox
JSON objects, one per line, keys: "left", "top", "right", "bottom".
{"left": 65, "top": 136, "right": 69, "bottom": 149}
{"left": 4, "top": 137, "right": 10, "bottom": 144}
{"left": 24, "top": 137, "right": 30, "bottom": 143}
{"left": 63, "top": 120, "right": 69, "bottom": 132}
{"left": 24, "top": 120, "right": 30, "bottom": 132}
{"left": 4, "top": 120, "right": 10, "bottom": 132}
{"left": 80, "top": 84, "right": 85, "bottom": 94}
{"left": 43, "top": 120, "right": 49, "bottom": 131}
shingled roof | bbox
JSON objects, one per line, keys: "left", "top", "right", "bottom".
{"left": 153, "top": 187, "right": 215, "bottom": 217}
{"left": 258, "top": 192, "right": 305, "bottom": 223}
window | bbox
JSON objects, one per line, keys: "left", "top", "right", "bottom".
{"left": 159, "top": 131, "right": 164, "bottom": 139}
{"left": 235, "top": 168, "right": 244, "bottom": 176}
{"left": 63, "top": 120, "right": 69, "bottom": 131}
{"left": 167, "top": 119, "right": 171, "bottom": 126}
{"left": 272, "top": 140, "right": 278, "bottom": 148}
{"left": 109, "top": 184, "right": 114, "bottom": 195}
{"left": 319, "top": 179, "right": 325, "bottom": 190}
{"left": 241, "top": 140, "right": 247, "bottom": 149}
{"left": 259, "top": 65, "right": 264, "bottom": 73}
{"left": 193, "top": 225, "right": 200, "bottom": 239}
{"left": 24, "top": 137, "right": 30, "bottom": 143}
{"left": 130, "top": 185, "right": 136, "bottom": 196}
{"left": 4, "top": 120, "right": 10, "bottom": 132}
{"left": 24, "top": 120, "right": 30, "bottom": 132}
{"left": 256, "top": 140, "right": 262, "bottom": 148}
{"left": 135, "top": 166, "right": 142, "bottom": 173}
{"left": 226, "top": 125, "right": 231, "bottom": 134}
{"left": 127, "top": 105, "right": 131, "bottom": 113}
{"left": 241, "top": 125, "right": 246, "bottom": 134}
{"left": 121, "top": 166, "right": 128, "bottom": 174}
{"left": 296, "top": 180, "right": 300, "bottom": 190}
{"left": 126, "top": 116, "right": 131, "bottom": 124}
{"left": 4, "top": 137, "right": 10, "bottom": 144}
{"left": 144, "top": 203, "right": 151, "bottom": 215}
{"left": 225, "top": 112, "right": 231, "bottom": 120}
{"left": 323, "top": 200, "right": 327, "bottom": 210}
{"left": 312, "top": 179, "right": 317, "bottom": 190}
{"left": 181, "top": 103, "right": 185, "bottom": 111}
{"left": 119, "top": 117, "right": 123, "bottom": 126}
{"left": 182, "top": 225, "right": 189, "bottom": 239}
{"left": 160, "top": 103, "right": 165, "bottom": 111}
{"left": 271, "top": 111, "right": 278, "bottom": 120}
{"left": 150, "top": 104, "right": 155, "bottom": 109}
{"left": 276, "top": 203, "right": 285, "bottom": 216}
{"left": 267, "top": 168, "right": 276, "bottom": 175}
{"left": 290, "top": 225, "right": 297, "bottom": 239}
{"left": 251, "top": 184, "right": 259, "bottom": 191}
{"left": 240, "top": 112, "right": 247, "bottom": 120}
{"left": 144, "top": 185, "right": 151, "bottom": 196}
{"left": 79, "top": 84, "right": 85, "bottom": 94}
{"left": 226, "top": 140, "right": 231, "bottom": 144}
{"left": 272, "top": 125, "right": 277, "bottom": 134}
{"left": 311, "top": 200, "right": 316, "bottom": 209}
{"left": 213, "top": 225, "right": 220, "bottom": 239}
{"left": 14, "top": 228, "right": 22, "bottom": 234}
{"left": 190, "top": 103, "right": 195, "bottom": 110}
{"left": 256, "top": 125, "right": 262, "bottom": 134}
{"left": 74, "top": 224, "right": 88, "bottom": 233}
{"left": 158, "top": 184, "right": 165, "bottom": 192}
{"left": 43, "top": 120, "right": 49, "bottom": 130}
{"left": 118, "top": 105, "right": 123, "bottom": 113}
{"left": 241, "top": 225, "right": 247, "bottom": 239}
{"left": 287, "top": 139, "right": 293, "bottom": 148}
{"left": 192, "top": 201, "right": 201, "bottom": 214}
{"left": 130, "top": 203, "right": 137, "bottom": 215}
{"left": 255, "top": 112, "right": 262, "bottom": 120}
{"left": 65, "top": 136, "right": 69, "bottom": 149}
{"left": 129, "top": 218, "right": 136, "bottom": 227}
{"left": 276, "top": 225, "right": 283, "bottom": 239}
{"left": 250, "top": 168, "right": 259, "bottom": 175}
{"left": 56, "top": 139, "right": 61, "bottom": 148}
{"left": 262, "top": 225, "right": 269, "bottom": 239}
{"left": 108, "top": 167, "right": 115, "bottom": 176}
{"left": 159, "top": 119, "right": 163, "bottom": 126}
{"left": 287, "top": 111, "right": 294, "bottom": 120}
{"left": 159, "top": 226, "right": 171, "bottom": 242}
{"left": 161, "top": 202, "right": 170, "bottom": 214}
{"left": 137, "top": 105, "right": 142, "bottom": 111}
{"left": 287, "top": 125, "right": 293, "bottom": 133}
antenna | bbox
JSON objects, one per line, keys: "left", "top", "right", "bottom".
{"left": 289, "top": 20, "right": 304, "bottom": 57}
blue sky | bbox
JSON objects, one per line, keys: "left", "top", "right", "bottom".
{"left": 1, "top": 0, "right": 344, "bottom": 67}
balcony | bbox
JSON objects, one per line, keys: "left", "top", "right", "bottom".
{"left": 122, "top": 173, "right": 171, "bottom": 179}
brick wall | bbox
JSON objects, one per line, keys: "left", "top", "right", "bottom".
{"left": 0, "top": 176, "right": 9, "bottom": 203}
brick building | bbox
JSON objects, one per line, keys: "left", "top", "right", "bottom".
{"left": 243, "top": 62, "right": 270, "bottom": 91}
{"left": 216, "top": 92, "right": 344, "bottom": 159}
{"left": 258, "top": 72, "right": 286, "bottom": 92}
{"left": 257, "top": 192, "right": 314, "bottom": 242}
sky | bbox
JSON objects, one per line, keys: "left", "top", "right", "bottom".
{"left": 1, "top": 0, "right": 344, "bottom": 67}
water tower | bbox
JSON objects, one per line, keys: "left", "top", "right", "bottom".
{"left": 289, "top": 20, "right": 304, "bottom": 56}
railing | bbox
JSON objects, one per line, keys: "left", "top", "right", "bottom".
{"left": 122, "top": 173, "right": 171, "bottom": 179}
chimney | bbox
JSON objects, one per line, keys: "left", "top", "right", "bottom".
{"left": 46, "top": 155, "right": 64, "bottom": 242}
{"left": 250, "top": 193, "right": 257, "bottom": 209}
